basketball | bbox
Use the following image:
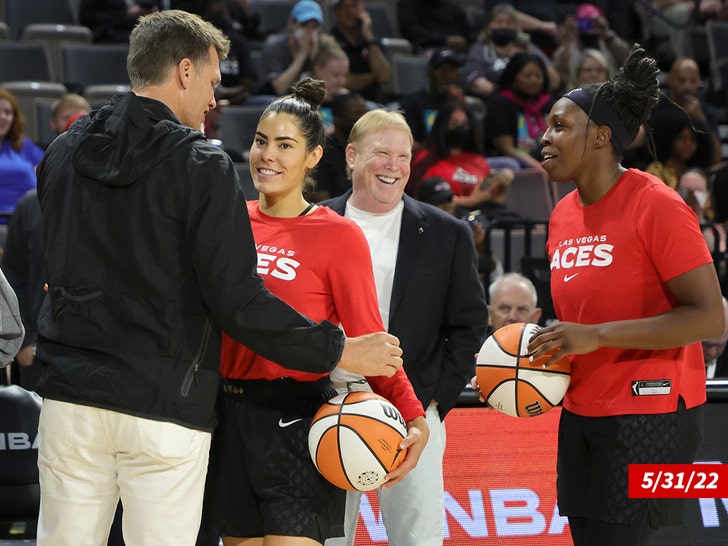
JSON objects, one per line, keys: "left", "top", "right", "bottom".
{"left": 308, "top": 391, "right": 408, "bottom": 491}
{"left": 475, "top": 322, "right": 571, "bottom": 418}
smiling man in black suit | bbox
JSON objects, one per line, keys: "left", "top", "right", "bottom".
{"left": 322, "top": 108, "right": 488, "bottom": 546}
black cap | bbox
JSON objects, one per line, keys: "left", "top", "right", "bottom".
{"left": 417, "top": 177, "right": 454, "bottom": 205}
{"left": 429, "top": 47, "right": 463, "bottom": 69}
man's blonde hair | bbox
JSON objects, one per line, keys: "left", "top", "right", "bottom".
{"left": 348, "top": 109, "right": 413, "bottom": 147}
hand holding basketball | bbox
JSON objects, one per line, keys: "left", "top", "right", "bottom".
{"left": 528, "top": 320, "right": 602, "bottom": 364}
{"left": 475, "top": 323, "right": 571, "bottom": 418}
{"left": 380, "top": 414, "right": 429, "bottom": 489}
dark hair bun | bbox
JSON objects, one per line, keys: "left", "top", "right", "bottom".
{"left": 290, "top": 77, "right": 326, "bottom": 111}
{"left": 611, "top": 44, "right": 660, "bottom": 127}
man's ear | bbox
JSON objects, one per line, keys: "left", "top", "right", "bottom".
{"left": 345, "top": 143, "right": 356, "bottom": 169}
{"left": 177, "top": 58, "right": 194, "bottom": 90}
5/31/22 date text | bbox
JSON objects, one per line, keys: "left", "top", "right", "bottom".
{"left": 628, "top": 464, "right": 728, "bottom": 498}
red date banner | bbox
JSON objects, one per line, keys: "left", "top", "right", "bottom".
{"left": 628, "top": 464, "right": 728, "bottom": 498}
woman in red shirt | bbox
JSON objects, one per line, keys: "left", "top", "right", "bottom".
{"left": 481, "top": 46, "right": 723, "bottom": 546}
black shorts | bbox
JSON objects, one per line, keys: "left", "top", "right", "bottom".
{"left": 557, "top": 398, "right": 703, "bottom": 527}
{"left": 203, "top": 377, "right": 345, "bottom": 541}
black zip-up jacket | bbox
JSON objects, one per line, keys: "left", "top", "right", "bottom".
{"left": 35, "top": 92, "right": 344, "bottom": 431}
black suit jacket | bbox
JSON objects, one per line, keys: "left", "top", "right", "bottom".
{"left": 322, "top": 192, "right": 488, "bottom": 419}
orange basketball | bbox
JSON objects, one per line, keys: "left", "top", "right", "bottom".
{"left": 308, "top": 391, "right": 408, "bottom": 491}
{"left": 475, "top": 322, "right": 571, "bottom": 417}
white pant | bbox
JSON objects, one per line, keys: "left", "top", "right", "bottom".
{"left": 37, "top": 399, "right": 211, "bottom": 546}
{"left": 326, "top": 403, "right": 446, "bottom": 546}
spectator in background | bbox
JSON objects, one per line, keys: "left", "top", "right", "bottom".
{"left": 483, "top": 0, "right": 566, "bottom": 54}
{"left": 397, "top": 0, "right": 476, "bottom": 54}
{"left": 330, "top": 0, "right": 392, "bottom": 104}
{"left": 646, "top": 110, "right": 716, "bottom": 190}
{"left": 552, "top": 3, "right": 630, "bottom": 95}
{"left": 416, "top": 175, "right": 456, "bottom": 215}
{"left": 487, "top": 272, "right": 542, "bottom": 333}
{"left": 0, "top": 88, "right": 43, "bottom": 224}
{"left": 416, "top": 176, "right": 503, "bottom": 284}
{"left": 678, "top": 167, "right": 726, "bottom": 253}
{"left": 40, "top": 93, "right": 91, "bottom": 149}
{"left": 202, "top": 0, "right": 259, "bottom": 105}
{"left": 257, "top": 0, "right": 323, "bottom": 96}
{"left": 571, "top": 48, "right": 611, "bottom": 89}
{"left": 482, "top": 52, "right": 555, "bottom": 169}
{"left": 703, "top": 297, "right": 728, "bottom": 379}
{"left": 399, "top": 47, "right": 465, "bottom": 152}
{"left": 626, "top": 56, "right": 722, "bottom": 171}
{"left": 658, "top": 57, "right": 722, "bottom": 164}
{"left": 312, "top": 34, "right": 351, "bottom": 135}
{"left": 2, "top": 92, "right": 91, "bottom": 388}
{"left": 80, "top": 0, "right": 159, "bottom": 43}
{"left": 314, "top": 92, "right": 368, "bottom": 202}
{"left": 463, "top": 3, "right": 560, "bottom": 102}
{"left": 635, "top": 0, "right": 696, "bottom": 71}
{"left": 2, "top": 189, "right": 43, "bottom": 390}
{"left": 408, "top": 100, "right": 516, "bottom": 218}
{"left": 226, "top": 0, "right": 264, "bottom": 42}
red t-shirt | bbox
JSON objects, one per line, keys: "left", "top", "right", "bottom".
{"left": 421, "top": 151, "right": 492, "bottom": 197}
{"left": 220, "top": 203, "right": 424, "bottom": 422}
{"left": 547, "top": 169, "right": 711, "bottom": 417}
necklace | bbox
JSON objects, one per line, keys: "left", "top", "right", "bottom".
{"left": 298, "top": 202, "right": 315, "bottom": 216}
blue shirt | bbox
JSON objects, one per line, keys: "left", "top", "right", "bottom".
{"left": 0, "top": 138, "right": 43, "bottom": 219}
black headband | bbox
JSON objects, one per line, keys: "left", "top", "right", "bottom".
{"left": 563, "top": 87, "right": 631, "bottom": 155}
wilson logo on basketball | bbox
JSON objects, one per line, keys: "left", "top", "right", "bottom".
{"left": 380, "top": 403, "right": 406, "bottom": 428}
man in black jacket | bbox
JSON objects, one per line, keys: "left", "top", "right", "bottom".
{"left": 35, "top": 10, "right": 402, "bottom": 546}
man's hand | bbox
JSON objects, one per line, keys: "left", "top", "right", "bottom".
{"left": 381, "top": 415, "right": 429, "bottom": 488}
{"left": 338, "top": 332, "right": 403, "bottom": 377}
{"left": 15, "top": 344, "right": 35, "bottom": 367}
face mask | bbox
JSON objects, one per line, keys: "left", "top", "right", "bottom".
{"left": 490, "top": 28, "right": 517, "bottom": 46}
{"left": 444, "top": 127, "right": 470, "bottom": 148}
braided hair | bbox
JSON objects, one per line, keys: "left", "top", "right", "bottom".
{"left": 589, "top": 44, "right": 660, "bottom": 146}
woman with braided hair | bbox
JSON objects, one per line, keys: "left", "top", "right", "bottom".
{"left": 525, "top": 45, "right": 724, "bottom": 545}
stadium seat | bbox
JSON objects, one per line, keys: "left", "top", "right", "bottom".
{"left": 251, "top": 0, "right": 295, "bottom": 38}
{"left": 21, "top": 23, "right": 93, "bottom": 84}
{"left": 381, "top": 37, "right": 413, "bottom": 58}
{"left": 503, "top": 168, "right": 554, "bottom": 221}
{"left": 388, "top": 53, "right": 429, "bottom": 98}
{"left": 34, "top": 97, "right": 59, "bottom": 148}
{"left": 61, "top": 43, "right": 130, "bottom": 92}
{"left": 4, "top": 0, "right": 75, "bottom": 40}
{"left": 234, "top": 162, "right": 258, "bottom": 200}
{"left": 83, "top": 84, "right": 130, "bottom": 109}
{"left": 0, "top": 22, "right": 11, "bottom": 41}
{"left": 219, "top": 104, "right": 267, "bottom": 161}
{"left": 706, "top": 20, "right": 728, "bottom": 100}
{"left": 0, "top": 42, "right": 53, "bottom": 83}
